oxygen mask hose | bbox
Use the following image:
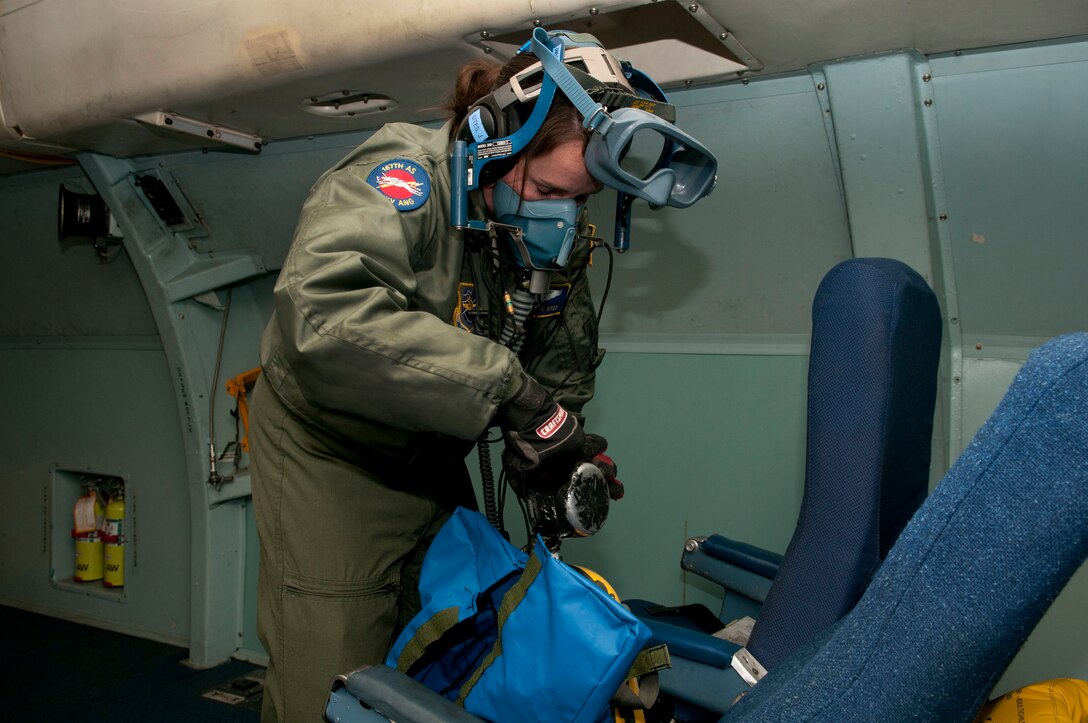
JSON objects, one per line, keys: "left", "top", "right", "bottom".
{"left": 481, "top": 286, "right": 537, "bottom": 531}
{"left": 497, "top": 287, "right": 535, "bottom": 351}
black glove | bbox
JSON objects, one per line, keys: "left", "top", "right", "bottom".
{"left": 496, "top": 373, "right": 594, "bottom": 490}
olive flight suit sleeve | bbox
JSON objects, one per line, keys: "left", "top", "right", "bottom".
{"left": 271, "top": 128, "right": 523, "bottom": 442}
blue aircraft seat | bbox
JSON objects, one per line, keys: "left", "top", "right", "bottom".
{"left": 725, "top": 332, "right": 1088, "bottom": 722}
{"left": 625, "top": 257, "right": 944, "bottom": 719}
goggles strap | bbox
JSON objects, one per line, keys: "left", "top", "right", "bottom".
{"left": 593, "top": 89, "right": 676, "bottom": 123}
{"left": 557, "top": 64, "right": 677, "bottom": 123}
{"left": 490, "top": 83, "right": 521, "bottom": 114}
{"left": 529, "top": 28, "right": 612, "bottom": 134}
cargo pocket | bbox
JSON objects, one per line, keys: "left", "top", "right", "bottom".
{"left": 281, "top": 567, "right": 403, "bottom": 685}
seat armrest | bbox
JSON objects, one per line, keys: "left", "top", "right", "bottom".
{"left": 681, "top": 535, "right": 782, "bottom": 605}
{"left": 636, "top": 614, "right": 740, "bottom": 669}
{"left": 326, "top": 665, "right": 483, "bottom": 723}
{"left": 697, "top": 535, "right": 783, "bottom": 578}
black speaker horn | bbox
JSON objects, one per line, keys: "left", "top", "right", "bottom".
{"left": 58, "top": 186, "right": 114, "bottom": 241}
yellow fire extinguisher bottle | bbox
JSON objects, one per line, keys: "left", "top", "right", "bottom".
{"left": 102, "top": 490, "right": 125, "bottom": 588}
{"left": 74, "top": 531, "right": 104, "bottom": 582}
{"left": 73, "top": 484, "right": 104, "bottom": 582}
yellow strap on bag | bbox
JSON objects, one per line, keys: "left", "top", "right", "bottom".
{"left": 974, "top": 678, "right": 1088, "bottom": 723}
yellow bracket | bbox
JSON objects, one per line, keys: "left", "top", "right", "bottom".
{"left": 224, "top": 367, "right": 261, "bottom": 453}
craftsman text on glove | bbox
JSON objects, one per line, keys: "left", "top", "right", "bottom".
{"left": 537, "top": 407, "right": 569, "bottom": 439}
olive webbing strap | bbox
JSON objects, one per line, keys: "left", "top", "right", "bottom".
{"left": 628, "top": 644, "right": 671, "bottom": 680}
{"left": 611, "top": 644, "right": 672, "bottom": 710}
{"left": 455, "top": 550, "right": 545, "bottom": 705}
{"left": 395, "top": 606, "right": 462, "bottom": 672}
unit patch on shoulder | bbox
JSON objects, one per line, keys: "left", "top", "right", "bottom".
{"left": 366, "top": 158, "right": 431, "bottom": 211}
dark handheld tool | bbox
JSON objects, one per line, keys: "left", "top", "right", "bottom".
{"left": 521, "top": 460, "right": 611, "bottom": 551}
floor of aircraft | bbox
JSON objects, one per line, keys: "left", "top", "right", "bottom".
{"left": 4, "top": 604, "right": 263, "bottom": 721}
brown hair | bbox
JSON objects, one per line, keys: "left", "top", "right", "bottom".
{"left": 443, "top": 54, "right": 589, "bottom": 178}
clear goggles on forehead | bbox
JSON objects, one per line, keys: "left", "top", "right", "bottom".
{"left": 585, "top": 106, "right": 717, "bottom": 209}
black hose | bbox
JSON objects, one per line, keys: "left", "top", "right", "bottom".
{"left": 478, "top": 438, "right": 502, "bottom": 529}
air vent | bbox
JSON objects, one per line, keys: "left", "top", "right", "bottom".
{"left": 128, "top": 169, "right": 207, "bottom": 238}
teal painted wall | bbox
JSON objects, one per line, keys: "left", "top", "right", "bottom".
{"left": 0, "top": 166, "right": 192, "bottom": 642}
{"left": 933, "top": 38, "right": 1088, "bottom": 341}
{"left": 556, "top": 352, "right": 808, "bottom": 604}
{"left": 0, "top": 341, "right": 192, "bottom": 642}
{"left": 0, "top": 35, "right": 1085, "bottom": 697}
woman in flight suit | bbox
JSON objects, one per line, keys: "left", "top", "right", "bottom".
{"left": 249, "top": 28, "right": 717, "bottom": 721}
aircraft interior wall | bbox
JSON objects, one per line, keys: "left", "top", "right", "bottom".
{"left": 0, "top": 34, "right": 1084, "bottom": 697}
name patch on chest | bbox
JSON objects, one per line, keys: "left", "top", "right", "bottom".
{"left": 452, "top": 282, "right": 572, "bottom": 335}
{"left": 532, "top": 284, "right": 571, "bottom": 318}
{"left": 366, "top": 158, "right": 431, "bottom": 211}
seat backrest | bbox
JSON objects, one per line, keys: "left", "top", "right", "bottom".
{"left": 744, "top": 257, "right": 943, "bottom": 671}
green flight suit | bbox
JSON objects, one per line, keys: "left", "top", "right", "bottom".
{"left": 250, "top": 120, "right": 603, "bottom": 721}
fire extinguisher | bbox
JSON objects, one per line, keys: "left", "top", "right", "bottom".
{"left": 72, "top": 480, "right": 104, "bottom": 583}
{"left": 101, "top": 484, "right": 125, "bottom": 588}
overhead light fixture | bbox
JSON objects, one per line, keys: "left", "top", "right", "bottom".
{"left": 134, "top": 111, "right": 266, "bottom": 153}
{"left": 300, "top": 91, "right": 399, "bottom": 118}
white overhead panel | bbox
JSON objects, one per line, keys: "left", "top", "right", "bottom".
{"left": 466, "top": 1, "right": 762, "bottom": 88}
{"left": 1, "top": 0, "right": 1086, "bottom": 175}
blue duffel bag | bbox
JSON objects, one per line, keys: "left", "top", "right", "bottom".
{"left": 386, "top": 507, "right": 655, "bottom": 723}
